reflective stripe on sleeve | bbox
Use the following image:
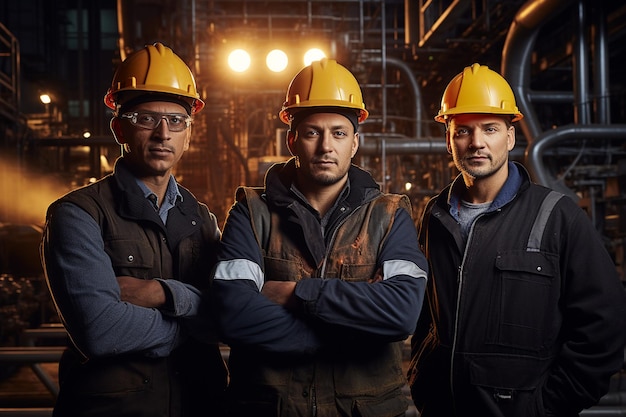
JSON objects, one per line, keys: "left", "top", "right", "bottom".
{"left": 213, "top": 259, "right": 265, "bottom": 291}
{"left": 382, "top": 259, "right": 427, "bottom": 281}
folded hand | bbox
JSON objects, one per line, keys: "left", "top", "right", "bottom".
{"left": 117, "top": 276, "right": 166, "bottom": 308}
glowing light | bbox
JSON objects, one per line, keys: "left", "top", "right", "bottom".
{"left": 266, "top": 49, "right": 289, "bottom": 73}
{"left": 82, "top": 131, "right": 91, "bottom": 139}
{"left": 228, "top": 49, "right": 251, "bottom": 72}
{"left": 40, "top": 94, "right": 51, "bottom": 104}
{"left": 303, "top": 48, "right": 326, "bottom": 66}
{"left": 405, "top": 182, "right": 412, "bottom": 191}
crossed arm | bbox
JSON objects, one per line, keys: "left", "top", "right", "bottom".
{"left": 212, "top": 201, "right": 428, "bottom": 354}
{"left": 41, "top": 203, "right": 191, "bottom": 358}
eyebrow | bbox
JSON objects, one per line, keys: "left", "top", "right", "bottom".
{"left": 299, "top": 122, "right": 352, "bottom": 131}
{"left": 455, "top": 121, "right": 503, "bottom": 129}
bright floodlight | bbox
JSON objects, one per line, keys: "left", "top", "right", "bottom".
{"left": 228, "top": 49, "right": 251, "bottom": 73}
{"left": 303, "top": 48, "right": 326, "bottom": 66}
{"left": 266, "top": 49, "right": 289, "bottom": 73}
{"left": 40, "top": 94, "right": 51, "bottom": 104}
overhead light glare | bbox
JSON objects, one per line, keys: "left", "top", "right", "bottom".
{"left": 303, "top": 48, "right": 326, "bottom": 66}
{"left": 266, "top": 49, "right": 289, "bottom": 73}
{"left": 228, "top": 49, "right": 251, "bottom": 72}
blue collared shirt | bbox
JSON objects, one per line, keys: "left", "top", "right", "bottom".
{"left": 135, "top": 175, "right": 183, "bottom": 225}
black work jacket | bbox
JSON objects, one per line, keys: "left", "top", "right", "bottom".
{"left": 409, "top": 163, "right": 626, "bottom": 417}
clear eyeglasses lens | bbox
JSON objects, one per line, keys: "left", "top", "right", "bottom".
{"left": 121, "top": 112, "right": 191, "bottom": 132}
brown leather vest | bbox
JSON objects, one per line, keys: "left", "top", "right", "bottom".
{"left": 229, "top": 187, "right": 411, "bottom": 417}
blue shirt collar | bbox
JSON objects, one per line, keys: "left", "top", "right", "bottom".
{"left": 135, "top": 175, "right": 183, "bottom": 224}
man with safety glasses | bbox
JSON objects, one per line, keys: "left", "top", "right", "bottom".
{"left": 40, "top": 43, "right": 227, "bottom": 417}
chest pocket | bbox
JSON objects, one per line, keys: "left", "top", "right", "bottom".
{"left": 488, "top": 250, "right": 559, "bottom": 351}
{"left": 486, "top": 190, "right": 564, "bottom": 351}
{"left": 263, "top": 256, "right": 308, "bottom": 282}
{"left": 105, "top": 238, "right": 155, "bottom": 278}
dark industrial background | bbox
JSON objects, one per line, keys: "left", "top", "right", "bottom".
{"left": 0, "top": 0, "right": 624, "bottom": 415}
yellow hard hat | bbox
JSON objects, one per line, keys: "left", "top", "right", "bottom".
{"left": 104, "top": 42, "right": 205, "bottom": 114}
{"left": 279, "top": 58, "right": 368, "bottom": 125}
{"left": 435, "top": 63, "right": 523, "bottom": 123}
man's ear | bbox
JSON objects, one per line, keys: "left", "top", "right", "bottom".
{"left": 183, "top": 129, "right": 191, "bottom": 152}
{"left": 110, "top": 117, "right": 126, "bottom": 145}
{"left": 351, "top": 132, "right": 359, "bottom": 158}
{"left": 507, "top": 125, "right": 516, "bottom": 151}
{"left": 286, "top": 130, "right": 296, "bottom": 156}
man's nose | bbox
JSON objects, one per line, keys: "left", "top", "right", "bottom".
{"left": 469, "top": 131, "right": 484, "bottom": 148}
{"left": 319, "top": 131, "right": 333, "bottom": 152}
{"left": 153, "top": 117, "right": 172, "bottom": 138}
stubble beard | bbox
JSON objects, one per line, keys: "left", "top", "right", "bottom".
{"left": 311, "top": 169, "right": 343, "bottom": 186}
{"left": 457, "top": 153, "right": 509, "bottom": 181}
{"left": 307, "top": 162, "right": 350, "bottom": 186}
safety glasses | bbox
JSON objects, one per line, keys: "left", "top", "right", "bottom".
{"left": 120, "top": 111, "right": 192, "bottom": 132}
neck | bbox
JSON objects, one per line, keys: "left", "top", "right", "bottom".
{"left": 462, "top": 169, "right": 508, "bottom": 204}
{"left": 296, "top": 177, "right": 347, "bottom": 217}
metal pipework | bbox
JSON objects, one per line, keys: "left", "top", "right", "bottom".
{"left": 526, "top": 124, "right": 626, "bottom": 187}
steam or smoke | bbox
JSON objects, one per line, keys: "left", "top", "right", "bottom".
{"left": 0, "top": 155, "right": 71, "bottom": 227}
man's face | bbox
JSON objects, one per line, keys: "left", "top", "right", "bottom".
{"left": 446, "top": 114, "right": 515, "bottom": 185}
{"left": 113, "top": 101, "right": 191, "bottom": 178}
{"left": 288, "top": 112, "right": 358, "bottom": 190}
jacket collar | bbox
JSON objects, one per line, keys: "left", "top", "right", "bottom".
{"left": 446, "top": 161, "right": 528, "bottom": 220}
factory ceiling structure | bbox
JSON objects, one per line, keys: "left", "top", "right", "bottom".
{"left": 0, "top": 0, "right": 625, "bottom": 276}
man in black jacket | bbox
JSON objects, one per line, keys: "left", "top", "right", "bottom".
{"left": 408, "top": 63, "right": 626, "bottom": 417}
{"left": 41, "top": 43, "right": 227, "bottom": 417}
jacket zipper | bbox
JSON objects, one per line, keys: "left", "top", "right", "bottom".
{"left": 450, "top": 213, "right": 484, "bottom": 403}
{"left": 319, "top": 204, "right": 362, "bottom": 277}
{"left": 311, "top": 385, "right": 317, "bottom": 416}
{"left": 313, "top": 202, "right": 362, "bottom": 415}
